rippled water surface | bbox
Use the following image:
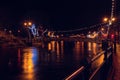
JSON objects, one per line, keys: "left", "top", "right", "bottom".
{"left": 0, "top": 41, "right": 102, "bottom": 80}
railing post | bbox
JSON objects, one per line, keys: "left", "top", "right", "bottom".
{"left": 113, "top": 35, "right": 116, "bottom": 53}
{"left": 102, "top": 39, "right": 108, "bottom": 60}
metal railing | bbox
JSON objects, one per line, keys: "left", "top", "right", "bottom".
{"left": 65, "top": 47, "right": 113, "bottom": 80}
{"left": 89, "top": 47, "right": 113, "bottom": 80}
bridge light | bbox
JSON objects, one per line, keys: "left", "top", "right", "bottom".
{"left": 101, "top": 28, "right": 104, "bottom": 31}
{"left": 24, "top": 21, "right": 32, "bottom": 27}
{"left": 103, "top": 17, "right": 108, "bottom": 22}
{"left": 112, "top": 17, "right": 116, "bottom": 22}
{"left": 28, "top": 22, "right": 32, "bottom": 26}
{"left": 24, "top": 22, "right": 27, "bottom": 26}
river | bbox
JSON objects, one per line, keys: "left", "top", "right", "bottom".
{"left": 0, "top": 41, "right": 103, "bottom": 80}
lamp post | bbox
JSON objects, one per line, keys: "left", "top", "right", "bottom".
{"left": 103, "top": 17, "right": 116, "bottom": 37}
{"left": 24, "top": 21, "right": 32, "bottom": 45}
{"left": 103, "top": 17, "right": 116, "bottom": 53}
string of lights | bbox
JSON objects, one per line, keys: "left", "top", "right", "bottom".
{"left": 49, "top": 0, "right": 116, "bottom": 35}
{"left": 111, "top": 0, "right": 115, "bottom": 19}
{"left": 51, "top": 23, "right": 106, "bottom": 33}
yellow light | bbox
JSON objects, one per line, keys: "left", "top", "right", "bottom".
{"left": 103, "top": 17, "right": 108, "bottom": 22}
{"left": 48, "top": 43, "right": 51, "bottom": 51}
{"left": 112, "top": 17, "right": 116, "bottom": 21}
{"left": 28, "top": 22, "right": 32, "bottom": 26}
{"left": 101, "top": 28, "right": 104, "bottom": 31}
{"left": 24, "top": 22, "right": 27, "bottom": 26}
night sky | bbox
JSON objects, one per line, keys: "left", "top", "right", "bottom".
{"left": 0, "top": 0, "right": 119, "bottom": 30}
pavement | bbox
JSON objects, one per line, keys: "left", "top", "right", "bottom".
{"left": 107, "top": 44, "right": 120, "bottom": 80}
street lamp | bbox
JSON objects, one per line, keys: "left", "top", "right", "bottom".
{"left": 24, "top": 22, "right": 27, "bottom": 26}
{"left": 103, "top": 17, "right": 116, "bottom": 25}
{"left": 102, "top": 17, "right": 117, "bottom": 53}
{"left": 102, "top": 17, "right": 116, "bottom": 38}
{"left": 103, "top": 17, "right": 108, "bottom": 22}
{"left": 24, "top": 21, "right": 32, "bottom": 27}
{"left": 28, "top": 22, "right": 32, "bottom": 26}
{"left": 24, "top": 21, "right": 32, "bottom": 45}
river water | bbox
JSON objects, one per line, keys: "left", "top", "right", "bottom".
{"left": 0, "top": 41, "right": 103, "bottom": 80}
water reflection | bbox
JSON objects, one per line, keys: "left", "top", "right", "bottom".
{"left": 60, "top": 41, "right": 64, "bottom": 54}
{"left": 93, "top": 43, "right": 97, "bottom": 54}
{"left": 51, "top": 41, "right": 56, "bottom": 52}
{"left": 46, "top": 41, "right": 101, "bottom": 65}
{"left": 88, "top": 42, "right": 97, "bottom": 54}
{"left": 91, "top": 54, "right": 104, "bottom": 71}
{"left": 47, "top": 41, "right": 64, "bottom": 63}
{"left": 73, "top": 41, "right": 84, "bottom": 61}
{"left": 74, "top": 41, "right": 81, "bottom": 54}
{"left": 88, "top": 42, "right": 92, "bottom": 51}
{"left": 87, "top": 42, "right": 100, "bottom": 57}
{"left": 21, "top": 47, "right": 38, "bottom": 80}
{"left": 18, "top": 48, "right": 21, "bottom": 66}
{"left": 0, "top": 40, "right": 103, "bottom": 80}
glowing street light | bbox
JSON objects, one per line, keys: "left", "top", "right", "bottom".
{"left": 24, "top": 21, "right": 32, "bottom": 27}
{"left": 23, "top": 21, "right": 33, "bottom": 45}
{"left": 111, "top": 17, "right": 116, "bottom": 22}
{"left": 103, "top": 17, "right": 108, "bottom": 22}
{"left": 101, "top": 17, "right": 116, "bottom": 40}
{"left": 103, "top": 17, "right": 116, "bottom": 25}
{"left": 24, "top": 22, "right": 27, "bottom": 26}
{"left": 28, "top": 22, "right": 32, "bottom": 26}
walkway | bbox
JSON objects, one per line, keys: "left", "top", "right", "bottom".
{"left": 107, "top": 43, "right": 120, "bottom": 80}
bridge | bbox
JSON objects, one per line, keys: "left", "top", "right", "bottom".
{"left": 1, "top": 22, "right": 119, "bottom": 46}
{"left": 0, "top": 0, "right": 120, "bottom": 80}
{"left": 0, "top": 0, "right": 120, "bottom": 46}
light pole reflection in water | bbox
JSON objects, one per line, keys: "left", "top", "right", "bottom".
{"left": 47, "top": 41, "right": 56, "bottom": 52}
{"left": 47, "top": 41, "right": 64, "bottom": 63}
{"left": 88, "top": 42, "right": 100, "bottom": 55}
{"left": 88, "top": 42, "right": 92, "bottom": 51}
{"left": 73, "top": 41, "right": 83, "bottom": 61}
{"left": 56, "top": 41, "right": 60, "bottom": 62}
{"left": 74, "top": 41, "right": 81, "bottom": 54}
{"left": 93, "top": 43, "right": 97, "bottom": 54}
{"left": 60, "top": 41, "right": 64, "bottom": 54}
{"left": 0, "top": 40, "right": 106, "bottom": 80}
{"left": 21, "top": 47, "right": 38, "bottom": 80}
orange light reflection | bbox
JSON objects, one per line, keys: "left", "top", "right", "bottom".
{"left": 22, "top": 48, "right": 35, "bottom": 80}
